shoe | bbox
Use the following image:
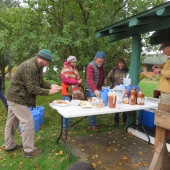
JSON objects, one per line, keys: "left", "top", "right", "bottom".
{"left": 5, "top": 144, "right": 23, "bottom": 152}
{"left": 89, "top": 126, "right": 100, "bottom": 132}
{"left": 113, "top": 122, "right": 119, "bottom": 126}
{"left": 24, "top": 149, "right": 43, "bottom": 158}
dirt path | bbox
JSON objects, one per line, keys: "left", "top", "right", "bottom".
{"left": 70, "top": 129, "right": 154, "bottom": 170}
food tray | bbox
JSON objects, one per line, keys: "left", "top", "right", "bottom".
{"left": 80, "top": 101, "right": 92, "bottom": 108}
{"left": 52, "top": 100, "right": 71, "bottom": 107}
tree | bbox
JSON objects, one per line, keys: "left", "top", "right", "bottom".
{"left": 0, "top": 0, "right": 166, "bottom": 88}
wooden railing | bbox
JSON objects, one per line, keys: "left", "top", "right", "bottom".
{"left": 149, "top": 103, "right": 170, "bottom": 170}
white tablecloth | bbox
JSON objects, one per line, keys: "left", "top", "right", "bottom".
{"left": 49, "top": 101, "right": 158, "bottom": 118}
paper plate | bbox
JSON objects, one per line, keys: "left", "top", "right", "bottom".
{"left": 52, "top": 100, "right": 71, "bottom": 107}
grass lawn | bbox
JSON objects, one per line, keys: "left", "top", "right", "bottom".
{"left": 0, "top": 80, "right": 158, "bottom": 169}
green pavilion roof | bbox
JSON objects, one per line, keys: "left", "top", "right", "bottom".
{"left": 95, "top": 2, "right": 170, "bottom": 45}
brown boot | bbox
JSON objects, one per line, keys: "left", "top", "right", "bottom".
{"left": 89, "top": 126, "right": 100, "bottom": 132}
{"left": 24, "top": 149, "right": 43, "bottom": 158}
{"left": 5, "top": 144, "right": 23, "bottom": 152}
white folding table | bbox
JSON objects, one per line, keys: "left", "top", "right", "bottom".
{"left": 49, "top": 100, "right": 158, "bottom": 158}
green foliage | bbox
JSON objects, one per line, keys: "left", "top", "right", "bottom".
{"left": 0, "top": 0, "right": 166, "bottom": 83}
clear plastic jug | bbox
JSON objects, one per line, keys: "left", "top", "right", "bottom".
{"left": 108, "top": 92, "right": 117, "bottom": 108}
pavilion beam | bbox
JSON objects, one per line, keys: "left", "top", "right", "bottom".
{"left": 109, "top": 25, "right": 129, "bottom": 34}
{"left": 156, "top": 7, "right": 170, "bottom": 16}
{"left": 109, "top": 17, "right": 170, "bottom": 42}
{"left": 95, "top": 31, "right": 110, "bottom": 38}
{"left": 129, "top": 16, "right": 161, "bottom": 27}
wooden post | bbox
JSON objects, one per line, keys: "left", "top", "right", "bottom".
{"left": 149, "top": 103, "right": 170, "bottom": 170}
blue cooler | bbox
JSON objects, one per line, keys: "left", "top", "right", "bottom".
{"left": 138, "top": 109, "right": 155, "bottom": 128}
{"left": 31, "top": 110, "right": 40, "bottom": 132}
{"left": 36, "top": 106, "right": 45, "bottom": 124}
{"left": 18, "top": 108, "right": 40, "bottom": 133}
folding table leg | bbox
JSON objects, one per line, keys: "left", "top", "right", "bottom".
{"left": 126, "top": 110, "right": 150, "bottom": 144}
{"left": 57, "top": 116, "right": 71, "bottom": 158}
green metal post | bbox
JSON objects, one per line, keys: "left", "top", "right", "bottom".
{"left": 126, "top": 34, "right": 142, "bottom": 128}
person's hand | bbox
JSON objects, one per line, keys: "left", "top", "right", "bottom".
{"left": 94, "top": 90, "right": 100, "bottom": 97}
{"left": 49, "top": 85, "right": 61, "bottom": 94}
{"left": 51, "top": 84, "right": 61, "bottom": 89}
{"left": 152, "top": 66, "right": 161, "bottom": 74}
{"left": 152, "top": 65, "right": 159, "bottom": 70}
{"left": 78, "top": 79, "right": 82, "bottom": 84}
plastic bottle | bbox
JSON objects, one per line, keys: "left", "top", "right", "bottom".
{"left": 129, "top": 89, "right": 136, "bottom": 105}
{"left": 137, "top": 88, "right": 145, "bottom": 105}
{"left": 123, "top": 89, "right": 129, "bottom": 104}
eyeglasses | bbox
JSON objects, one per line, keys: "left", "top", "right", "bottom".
{"left": 96, "top": 58, "right": 104, "bottom": 63}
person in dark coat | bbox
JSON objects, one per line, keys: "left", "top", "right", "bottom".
{"left": 105, "top": 57, "right": 129, "bottom": 126}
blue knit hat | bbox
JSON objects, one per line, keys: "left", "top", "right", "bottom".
{"left": 38, "top": 49, "right": 53, "bottom": 62}
{"left": 95, "top": 51, "right": 105, "bottom": 59}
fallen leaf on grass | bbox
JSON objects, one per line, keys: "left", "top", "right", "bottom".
{"left": 59, "top": 150, "right": 63, "bottom": 155}
{"left": 107, "top": 148, "right": 111, "bottom": 152}
{"left": 92, "top": 163, "right": 96, "bottom": 168}
{"left": 142, "top": 162, "right": 147, "bottom": 166}
{"left": 123, "top": 156, "right": 128, "bottom": 160}
{"left": 128, "top": 131, "right": 132, "bottom": 135}
{"left": 97, "top": 161, "right": 102, "bottom": 164}
{"left": 92, "top": 154, "right": 98, "bottom": 159}
{"left": 55, "top": 153, "right": 60, "bottom": 156}
{"left": 2, "top": 164, "right": 6, "bottom": 167}
{"left": 55, "top": 150, "right": 63, "bottom": 156}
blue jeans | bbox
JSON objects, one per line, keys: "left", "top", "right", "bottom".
{"left": 0, "top": 89, "right": 8, "bottom": 110}
{"left": 62, "top": 96, "right": 72, "bottom": 128}
{"left": 86, "top": 89, "right": 96, "bottom": 127}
